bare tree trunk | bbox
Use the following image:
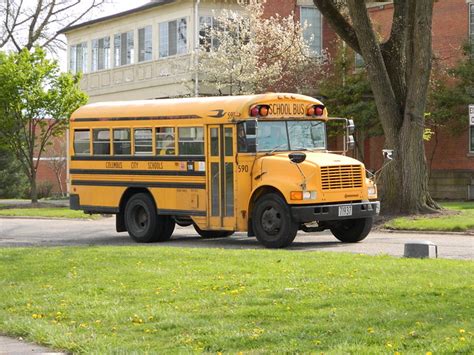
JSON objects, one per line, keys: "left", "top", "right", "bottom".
{"left": 30, "top": 169, "right": 38, "bottom": 204}
{"left": 316, "top": 0, "right": 439, "bottom": 214}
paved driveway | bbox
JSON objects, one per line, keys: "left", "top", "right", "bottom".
{"left": 0, "top": 217, "right": 472, "bottom": 260}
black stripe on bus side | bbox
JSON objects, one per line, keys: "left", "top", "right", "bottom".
{"left": 71, "top": 180, "right": 206, "bottom": 190}
{"left": 77, "top": 206, "right": 206, "bottom": 216}
{"left": 74, "top": 115, "right": 202, "bottom": 122}
{"left": 70, "top": 155, "right": 205, "bottom": 162}
{"left": 158, "top": 209, "right": 206, "bottom": 216}
{"left": 70, "top": 169, "right": 205, "bottom": 177}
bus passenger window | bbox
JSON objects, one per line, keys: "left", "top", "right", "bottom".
{"left": 156, "top": 127, "right": 175, "bottom": 155}
{"left": 178, "top": 127, "right": 204, "bottom": 155}
{"left": 93, "top": 129, "right": 110, "bottom": 155}
{"left": 113, "top": 129, "right": 131, "bottom": 155}
{"left": 74, "top": 129, "right": 90, "bottom": 155}
{"left": 134, "top": 128, "right": 152, "bottom": 155}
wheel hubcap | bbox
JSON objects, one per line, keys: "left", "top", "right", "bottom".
{"left": 132, "top": 205, "right": 148, "bottom": 231}
{"left": 261, "top": 207, "right": 281, "bottom": 234}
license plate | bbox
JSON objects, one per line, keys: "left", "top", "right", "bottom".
{"left": 338, "top": 205, "right": 353, "bottom": 217}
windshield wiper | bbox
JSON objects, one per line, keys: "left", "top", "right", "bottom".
{"left": 265, "top": 143, "right": 289, "bottom": 155}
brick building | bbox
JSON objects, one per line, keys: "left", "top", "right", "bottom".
{"left": 359, "top": 0, "right": 474, "bottom": 199}
{"left": 38, "top": 0, "right": 474, "bottom": 199}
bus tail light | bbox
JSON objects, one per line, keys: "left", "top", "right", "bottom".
{"left": 306, "top": 105, "right": 325, "bottom": 117}
{"left": 250, "top": 105, "right": 270, "bottom": 117}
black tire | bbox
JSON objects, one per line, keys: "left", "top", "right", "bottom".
{"left": 159, "top": 216, "right": 176, "bottom": 241}
{"left": 124, "top": 193, "right": 164, "bottom": 243}
{"left": 193, "top": 224, "right": 234, "bottom": 238}
{"left": 251, "top": 193, "right": 298, "bottom": 248}
{"left": 330, "top": 217, "right": 373, "bottom": 243}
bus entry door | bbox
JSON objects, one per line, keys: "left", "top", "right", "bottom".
{"left": 207, "top": 125, "right": 235, "bottom": 229}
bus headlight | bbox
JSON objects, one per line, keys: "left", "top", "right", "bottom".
{"left": 368, "top": 186, "right": 377, "bottom": 196}
{"left": 290, "top": 191, "right": 317, "bottom": 200}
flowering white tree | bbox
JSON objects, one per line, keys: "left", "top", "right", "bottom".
{"left": 196, "top": 1, "right": 325, "bottom": 95}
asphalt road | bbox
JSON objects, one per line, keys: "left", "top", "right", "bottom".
{"left": 0, "top": 217, "right": 472, "bottom": 260}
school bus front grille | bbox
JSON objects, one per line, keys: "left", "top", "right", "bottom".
{"left": 320, "top": 165, "right": 363, "bottom": 190}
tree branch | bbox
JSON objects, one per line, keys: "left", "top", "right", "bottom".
{"left": 346, "top": 0, "right": 402, "bottom": 140}
{"left": 313, "top": 0, "right": 360, "bottom": 53}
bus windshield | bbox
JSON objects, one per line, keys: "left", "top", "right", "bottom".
{"left": 257, "top": 120, "right": 326, "bottom": 152}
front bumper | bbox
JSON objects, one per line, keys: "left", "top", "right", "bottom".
{"left": 291, "top": 201, "right": 380, "bottom": 223}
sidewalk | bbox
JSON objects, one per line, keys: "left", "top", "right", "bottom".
{"left": 0, "top": 335, "right": 64, "bottom": 354}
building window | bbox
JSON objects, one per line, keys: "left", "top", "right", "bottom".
{"left": 470, "top": 3, "right": 474, "bottom": 55}
{"left": 69, "top": 42, "right": 88, "bottom": 73}
{"left": 470, "top": 126, "right": 474, "bottom": 153}
{"left": 300, "top": 6, "right": 322, "bottom": 56}
{"left": 138, "top": 26, "right": 152, "bottom": 62}
{"left": 355, "top": 52, "right": 365, "bottom": 69}
{"left": 200, "top": 16, "right": 217, "bottom": 51}
{"left": 159, "top": 18, "right": 187, "bottom": 58}
{"left": 114, "top": 31, "right": 134, "bottom": 67}
{"left": 92, "top": 37, "right": 110, "bottom": 71}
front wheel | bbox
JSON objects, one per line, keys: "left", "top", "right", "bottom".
{"left": 252, "top": 193, "right": 298, "bottom": 248}
{"left": 330, "top": 217, "right": 373, "bottom": 243}
{"left": 193, "top": 224, "right": 234, "bottom": 238}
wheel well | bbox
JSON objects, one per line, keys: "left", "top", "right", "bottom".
{"left": 116, "top": 187, "right": 155, "bottom": 233}
{"left": 247, "top": 186, "right": 285, "bottom": 236}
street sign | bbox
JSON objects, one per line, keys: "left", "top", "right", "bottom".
{"left": 470, "top": 104, "right": 474, "bottom": 126}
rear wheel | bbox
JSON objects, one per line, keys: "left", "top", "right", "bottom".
{"left": 124, "top": 193, "right": 165, "bottom": 243}
{"left": 252, "top": 193, "right": 298, "bottom": 248}
{"left": 193, "top": 224, "right": 234, "bottom": 238}
{"left": 158, "top": 215, "right": 176, "bottom": 242}
{"left": 330, "top": 217, "right": 373, "bottom": 243}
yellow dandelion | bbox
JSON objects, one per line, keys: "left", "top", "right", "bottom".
{"left": 459, "top": 329, "right": 465, "bottom": 334}
{"left": 426, "top": 352, "right": 432, "bottom": 355}
{"left": 386, "top": 342, "right": 393, "bottom": 348}
{"left": 367, "top": 327, "right": 375, "bottom": 334}
{"left": 460, "top": 337, "right": 466, "bottom": 342}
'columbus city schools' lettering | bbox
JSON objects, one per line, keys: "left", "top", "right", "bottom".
{"left": 268, "top": 103, "right": 306, "bottom": 116}
{"left": 106, "top": 162, "right": 122, "bottom": 169}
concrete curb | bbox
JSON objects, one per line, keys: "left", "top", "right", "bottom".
{"left": 380, "top": 228, "right": 474, "bottom": 236}
{"left": 0, "top": 215, "right": 98, "bottom": 221}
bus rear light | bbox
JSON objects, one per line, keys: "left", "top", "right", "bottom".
{"left": 250, "top": 105, "right": 270, "bottom": 117}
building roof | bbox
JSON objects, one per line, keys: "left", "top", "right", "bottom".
{"left": 58, "top": 0, "right": 175, "bottom": 34}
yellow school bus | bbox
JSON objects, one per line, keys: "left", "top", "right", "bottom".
{"left": 69, "top": 93, "right": 379, "bottom": 248}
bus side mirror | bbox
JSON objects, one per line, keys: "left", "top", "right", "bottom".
{"left": 347, "top": 135, "right": 355, "bottom": 150}
{"left": 289, "top": 152, "right": 306, "bottom": 164}
{"left": 347, "top": 119, "right": 355, "bottom": 135}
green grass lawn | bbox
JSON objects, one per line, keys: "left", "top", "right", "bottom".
{"left": 384, "top": 201, "right": 474, "bottom": 232}
{"left": 0, "top": 208, "right": 97, "bottom": 219}
{"left": 0, "top": 247, "right": 472, "bottom": 353}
